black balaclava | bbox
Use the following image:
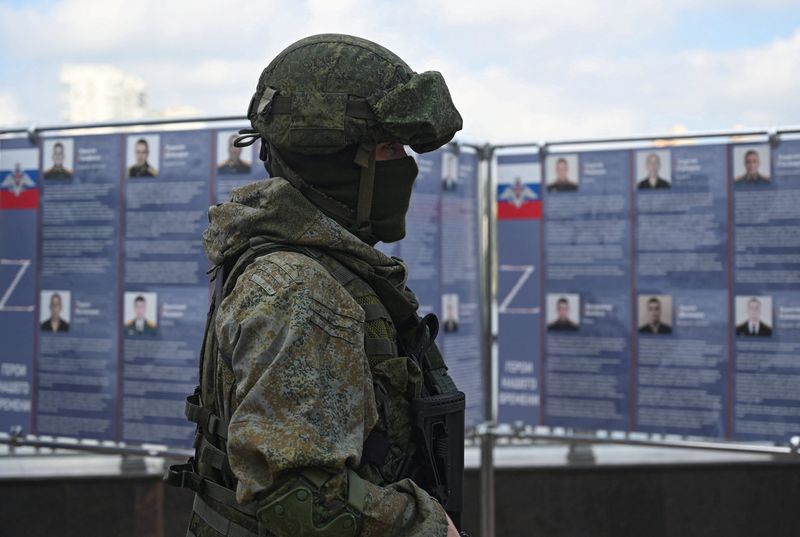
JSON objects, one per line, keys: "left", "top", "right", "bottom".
{"left": 273, "top": 146, "right": 419, "bottom": 244}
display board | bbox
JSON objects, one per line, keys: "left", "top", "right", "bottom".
{"left": 0, "top": 137, "right": 39, "bottom": 434}
{"left": 496, "top": 139, "right": 800, "bottom": 442}
{"left": 378, "top": 146, "right": 485, "bottom": 426}
{"left": 732, "top": 140, "right": 800, "bottom": 441}
{"left": 495, "top": 153, "right": 542, "bottom": 424}
{"left": 0, "top": 127, "right": 485, "bottom": 446}
{"left": 5, "top": 120, "right": 798, "bottom": 446}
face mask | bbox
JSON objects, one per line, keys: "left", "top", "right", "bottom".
{"left": 270, "top": 147, "right": 418, "bottom": 243}
{"left": 370, "top": 156, "right": 419, "bottom": 243}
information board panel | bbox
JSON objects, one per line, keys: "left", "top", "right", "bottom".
{"left": 36, "top": 134, "right": 121, "bottom": 440}
{"left": 542, "top": 149, "right": 632, "bottom": 431}
{"left": 496, "top": 153, "right": 542, "bottom": 425}
{"left": 495, "top": 138, "right": 800, "bottom": 443}
{"left": 732, "top": 140, "right": 800, "bottom": 442}
{"left": 0, "top": 129, "right": 484, "bottom": 445}
{"left": 380, "top": 146, "right": 486, "bottom": 427}
{"left": 0, "top": 138, "right": 39, "bottom": 434}
{"left": 634, "top": 145, "right": 729, "bottom": 437}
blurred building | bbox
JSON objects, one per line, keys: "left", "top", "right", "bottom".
{"left": 60, "top": 64, "right": 147, "bottom": 123}
{"left": 152, "top": 105, "right": 203, "bottom": 119}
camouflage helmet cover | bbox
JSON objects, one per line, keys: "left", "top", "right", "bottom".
{"left": 247, "top": 34, "right": 463, "bottom": 155}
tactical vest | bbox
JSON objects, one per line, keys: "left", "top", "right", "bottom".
{"left": 166, "top": 238, "right": 464, "bottom": 537}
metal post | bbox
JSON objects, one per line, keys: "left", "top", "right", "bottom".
{"left": 120, "top": 454, "right": 149, "bottom": 474}
{"left": 478, "top": 143, "right": 496, "bottom": 537}
{"left": 566, "top": 428, "right": 596, "bottom": 465}
{"left": 480, "top": 427, "right": 496, "bottom": 537}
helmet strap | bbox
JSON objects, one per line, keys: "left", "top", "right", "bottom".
{"left": 354, "top": 143, "right": 377, "bottom": 243}
{"left": 269, "top": 145, "right": 357, "bottom": 228}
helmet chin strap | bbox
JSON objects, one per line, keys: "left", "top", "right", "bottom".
{"left": 242, "top": 124, "right": 381, "bottom": 244}
{"left": 263, "top": 141, "right": 382, "bottom": 245}
{"left": 268, "top": 145, "right": 357, "bottom": 226}
{"left": 353, "top": 142, "right": 378, "bottom": 245}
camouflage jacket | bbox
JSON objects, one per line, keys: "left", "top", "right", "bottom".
{"left": 201, "top": 177, "right": 448, "bottom": 537}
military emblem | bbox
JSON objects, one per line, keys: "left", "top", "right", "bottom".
{"left": 1, "top": 163, "right": 35, "bottom": 197}
{"left": 499, "top": 176, "right": 538, "bottom": 208}
{"left": 0, "top": 148, "right": 39, "bottom": 210}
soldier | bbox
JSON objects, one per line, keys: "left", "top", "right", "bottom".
{"left": 218, "top": 133, "right": 252, "bottom": 174}
{"left": 735, "top": 297, "right": 772, "bottom": 337}
{"left": 43, "top": 142, "right": 73, "bottom": 179}
{"left": 637, "top": 152, "right": 670, "bottom": 190}
{"left": 547, "top": 157, "right": 578, "bottom": 192}
{"left": 735, "top": 149, "right": 770, "bottom": 184}
{"left": 547, "top": 297, "right": 578, "bottom": 331}
{"left": 639, "top": 296, "right": 672, "bottom": 335}
{"left": 167, "top": 34, "right": 466, "bottom": 537}
{"left": 40, "top": 292, "right": 70, "bottom": 332}
{"left": 442, "top": 295, "right": 459, "bottom": 333}
{"left": 124, "top": 295, "right": 157, "bottom": 336}
{"left": 128, "top": 138, "right": 158, "bottom": 177}
{"left": 441, "top": 153, "right": 458, "bottom": 191}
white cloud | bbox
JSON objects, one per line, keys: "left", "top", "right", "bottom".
{"left": 0, "top": 92, "right": 26, "bottom": 127}
{"left": 426, "top": 0, "right": 679, "bottom": 46}
{"left": 0, "top": 0, "right": 798, "bottom": 144}
{"left": 0, "top": 0, "right": 292, "bottom": 58}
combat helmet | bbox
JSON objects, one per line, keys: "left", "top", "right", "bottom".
{"left": 236, "top": 33, "right": 463, "bottom": 243}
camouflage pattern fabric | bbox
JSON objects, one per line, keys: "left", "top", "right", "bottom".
{"left": 202, "top": 177, "right": 448, "bottom": 537}
{"left": 249, "top": 33, "right": 463, "bottom": 157}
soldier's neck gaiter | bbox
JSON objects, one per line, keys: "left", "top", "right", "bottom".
{"left": 370, "top": 156, "right": 418, "bottom": 243}
{"left": 277, "top": 149, "right": 418, "bottom": 244}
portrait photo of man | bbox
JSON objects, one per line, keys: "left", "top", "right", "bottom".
{"left": 546, "top": 294, "right": 580, "bottom": 331}
{"left": 217, "top": 132, "right": 252, "bottom": 174}
{"left": 735, "top": 296, "right": 772, "bottom": 337}
{"left": 43, "top": 140, "right": 74, "bottom": 179}
{"left": 442, "top": 293, "right": 460, "bottom": 333}
{"left": 126, "top": 135, "right": 159, "bottom": 178}
{"left": 734, "top": 146, "right": 771, "bottom": 184}
{"left": 546, "top": 156, "right": 579, "bottom": 192}
{"left": 124, "top": 293, "right": 158, "bottom": 336}
{"left": 637, "top": 151, "right": 671, "bottom": 190}
{"left": 40, "top": 291, "right": 70, "bottom": 333}
{"left": 638, "top": 295, "right": 672, "bottom": 334}
{"left": 441, "top": 152, "right": 458, "bottom": 191}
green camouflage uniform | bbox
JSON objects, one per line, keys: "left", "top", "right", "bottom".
{"left": 172, "top": 33, "right": 464, "bottom": 537}
{"left": 189, "top": 177, "right": 446, "bottom": 536}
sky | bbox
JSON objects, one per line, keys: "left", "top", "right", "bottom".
{"left": 1, "top": 0, "right": 799, "bottom": 144}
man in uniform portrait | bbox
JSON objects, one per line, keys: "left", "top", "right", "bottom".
{"left": 218, "top": 134, "right": 252, "bottom": 174}
{"left": 125, "top": 295, "right": 157, "bottom": 335}
{"left": 639, "top": 296, "right": 672, "bottom": 334}
{"left": 638, "top": 152, "right": 670, "bottom": 189}
{"left": 736, "top": 297, "right": 772, "bottom": 336}
{"left": 128, "top": 138, "right": 158, "bottom": 177}
{"left": 43, "top": 142, "right": 73, "bottom": 179}
{"left": 735, "top": 150, "right": 770, "bottom": 184}
{"left": 442, "top": 153, "right": 458, "bottom": 191}
{"left": 443, "top": 295, "right": 459, "bottom": 333}
{"left": 547, "top": 297, "right": 579, "bottom": 331}
{"left": 40, "top": 292, "right": 69, "bottom": 332}
{"left": 547, "top": 157, "right": 578, "bottom": 192}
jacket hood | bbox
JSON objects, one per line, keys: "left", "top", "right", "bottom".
{"left": 203, "top": 177, "right": 407, "bottom": 281}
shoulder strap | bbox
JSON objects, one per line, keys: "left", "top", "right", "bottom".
{"left": 213, "top": 239, "right": 307, "bottom": 370}
{"left": 303, "top": 248, "right": 399, "bottom": 359}
{"left": 219, "top": 238, "right": 301, "bottom": 300}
